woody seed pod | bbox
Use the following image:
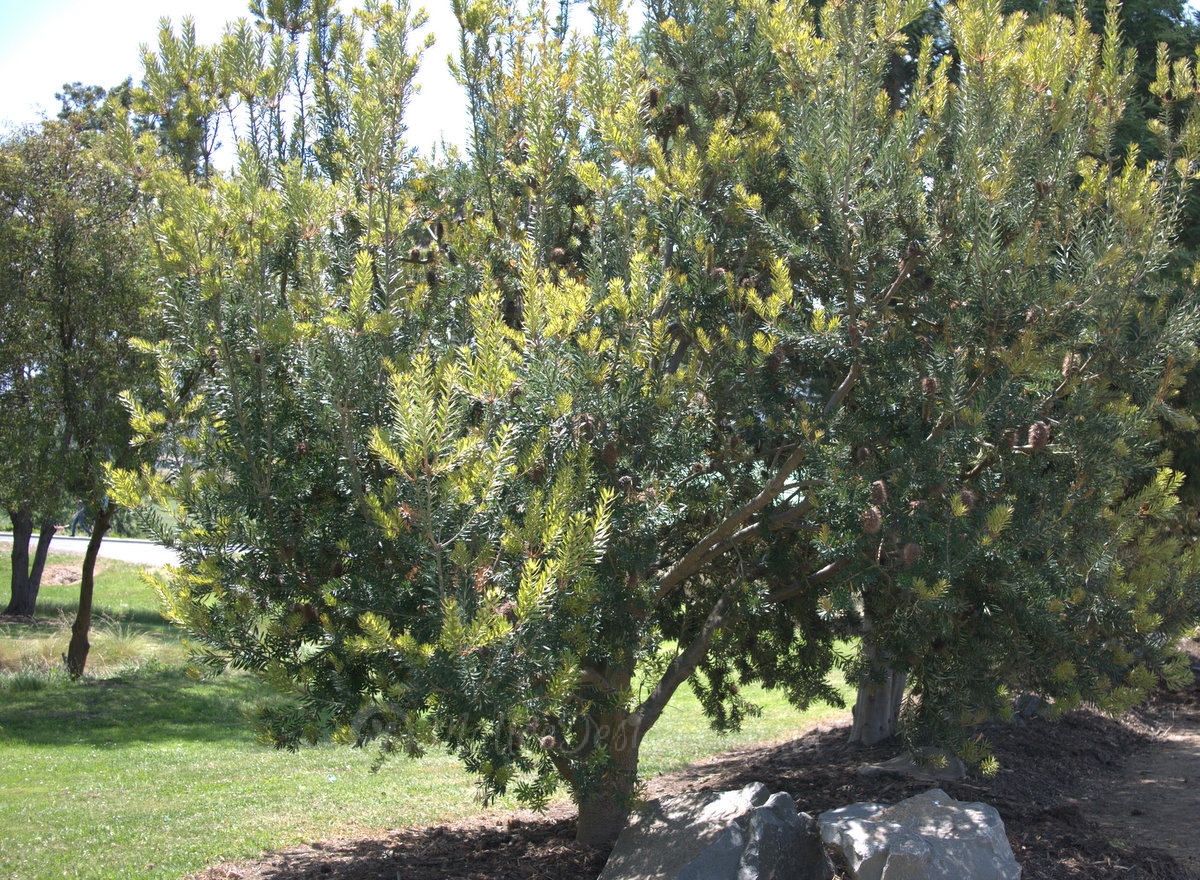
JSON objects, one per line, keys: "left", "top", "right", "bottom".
{"left": 959, "top": 488, "right": 977, "bottom": 510}
{"left": 921, "top": 376, "right": 938, "bottom": 397}
{"left": 902, "top": 542, "right": 923, "bottom": 567}
{"left": 870, "top": 480, "right": 888, "bottom": 506}
{"left": 1028, "top": 421, "right": 1051, "bottom": 452}
{"left": 862, "top": 506, "right": 883, "bottom": 535}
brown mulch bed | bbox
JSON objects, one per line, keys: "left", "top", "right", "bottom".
{"left": 193, "top": 648, "right": 1200, "bottom": 880}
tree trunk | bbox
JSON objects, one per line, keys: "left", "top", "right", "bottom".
{"left": 29, "top": 517, "right": 57, "bottom": 592}
{"left": 65, "top": 505, "right": 112, "bottom": 679}
{"left": 849, "top": 633, "right": 902, "bottom": 744}
{"left": 4, "top": 507, "right": 35, "bottom": 617}
{"left": 4, "top": 511, "right": 58, "bottom": 617}
{"left": 569, "top": 588, "right": 734, "bottom": 847}
{"left": 573, "top": 707, "right": 641, "bottom": 849}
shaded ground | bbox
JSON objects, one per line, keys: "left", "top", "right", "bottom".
{"left": 1078, "top": 638, "right": 1200, "bottom": 876}
{"left": 191, "top": 642, "right": 1200, "bottom": 880}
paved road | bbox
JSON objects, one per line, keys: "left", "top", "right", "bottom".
{"left": 0, "top": 532, "right": 178, "bottom": 567}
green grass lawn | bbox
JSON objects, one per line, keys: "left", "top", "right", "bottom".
{"left": 0, "top": 552, "right": 852, "bottom": 880}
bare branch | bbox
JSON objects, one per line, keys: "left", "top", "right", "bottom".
{"left": 654, "top": 443, "right": 807, "bottom": 602}
{"left": 766, "top": 558, "right": 851, "bottom": 603}
{"left": 824, "top": 362, "right": 860, "bottom": 418}
{"left": 636, "top": 589, "right": 733, "bottom": 736}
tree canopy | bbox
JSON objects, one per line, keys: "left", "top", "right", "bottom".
{"left": 0, "top": 104, "right": 156, "bottom": 673}
{"left": 115, "top": 0, "right": 1200, "bottom": 846}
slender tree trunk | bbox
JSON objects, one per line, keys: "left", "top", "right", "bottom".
{"left": 573, "top": 706, "right": 641, "bottom": 849}
{"left": 4, "top": 507, "right": 35, "bottom": 617}
{"left": 849, "top": 637, "right": 906, "bottom": 746}
{"left": 28, "top": 516, "right": 57, "bottom": 592}
{"left": 65, "top": 505, "right": 112, "bottom": 679}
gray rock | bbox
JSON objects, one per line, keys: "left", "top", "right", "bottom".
{"left": 818, "top": 788, "right": 1020, "bottom": 880}
{"left": 599, "top": 782, "right": 833, "bottom": 880}
{"left": 1013, "top": 694, "right": 1050, "bottom": 720}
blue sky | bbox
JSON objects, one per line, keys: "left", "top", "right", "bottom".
{"left": 0, "top": 0, "right": 469, "bottom": 151}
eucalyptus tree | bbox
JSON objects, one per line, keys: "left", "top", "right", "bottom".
{"left": 119, "top": 0, "right": 1200, "bottom": 846}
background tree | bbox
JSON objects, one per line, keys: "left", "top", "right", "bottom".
{"left": 0, "top": 109, "right": 156, "bottom": 665}
{"left": 118, "top": 0, "right": 1200, "bottom": 847}
{"left": 0, "top": 128, "right": 68, "bottom": 616}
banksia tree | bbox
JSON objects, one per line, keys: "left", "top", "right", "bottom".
{"left": 727, "top": 0, "right": 1200, "bottom": 747}
{"left": 116, "top": 0, "right": 1200, "bottom": 847}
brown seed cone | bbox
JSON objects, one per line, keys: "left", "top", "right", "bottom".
{"left": 870, "top": 480, "right": 888, "bottom": 506}
{"left": 862, "top": 506, "right": 883, "bottom": 535}
{"left": 902, "top": 542, "right": 923, "bottom": 567}
{"left": 1028, "top": 420, "right": 1051, "bottom": 452}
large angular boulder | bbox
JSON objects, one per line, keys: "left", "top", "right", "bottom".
{"left": 818, "top": 788, "right": 1021, "bottom": 880}
{"left": 598, "top": 782, "right": 834, "bottom": 880}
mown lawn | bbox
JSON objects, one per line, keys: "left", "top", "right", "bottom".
{"left": 0, "top": 551, "right": 852, "bottom": 880}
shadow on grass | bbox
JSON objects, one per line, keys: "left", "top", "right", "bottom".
{"left": 0, "top": 666, "right": 273, "bottom": 748}
{"left": 200, "top": 815, "right": 606, "bottom": 880}
{"left": 30, "top": 602, "right": 175, "bottom": 631}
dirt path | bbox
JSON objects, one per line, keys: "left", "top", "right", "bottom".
{"left": 1079, "top": 644, "right": 1200, "bottom": 875}
{"left": 1083, "top": 719, "right": 1200, "bottom": 873}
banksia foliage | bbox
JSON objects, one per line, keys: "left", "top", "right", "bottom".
{"left": 114, "top": 0, "right": 1200, "bottom": 840}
